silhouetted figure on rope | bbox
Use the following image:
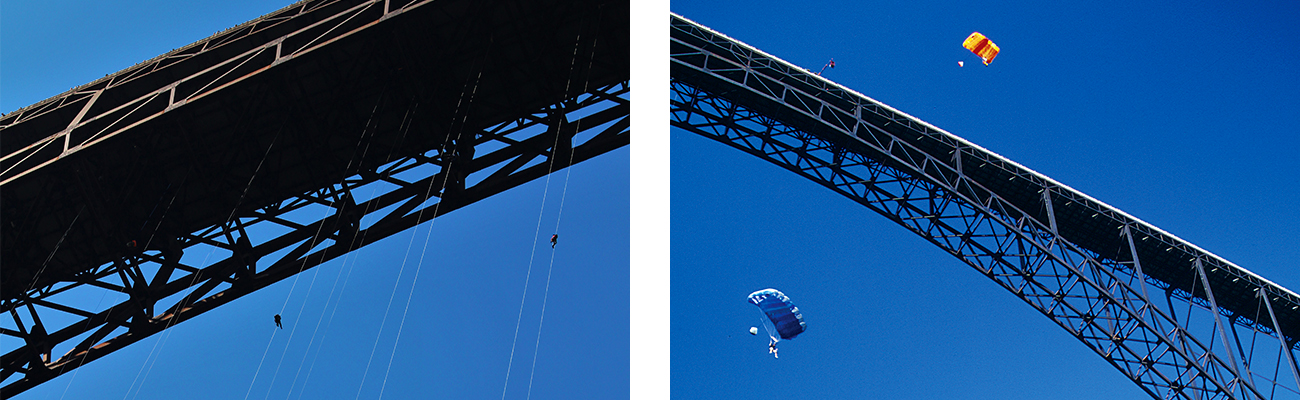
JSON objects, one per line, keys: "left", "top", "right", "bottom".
{"left": 274, "top": 314, "right": 283, "bottom": 329}
{"left": 551, "top": 234, "right": 558, "bottom": 249}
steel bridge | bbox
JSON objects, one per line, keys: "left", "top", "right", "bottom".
{"left": 0, "top": 1, "right": 628, "bottom": 396}
{"left": 670, "top": 14, "right": 1299, "bottom": 400}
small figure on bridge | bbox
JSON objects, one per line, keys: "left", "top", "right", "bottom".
{"left": 816, "top": 58, "right": 835, "bottom": 76}
{"left": 124, "top": 239, "right": 145, "bottom": 256}
{"left": 274, "top": 314, "right": 283, "bottom": 329}
{"left": 551, "top": 234, "right": 558, "bottom": 248}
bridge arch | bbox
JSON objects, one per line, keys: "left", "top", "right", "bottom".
{"left": 670, "top": 14, "right": 1300, "bottom": 400}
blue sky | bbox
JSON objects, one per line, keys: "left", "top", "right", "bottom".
{"left": 671, "top": 1, "right": 1300, "bottom": 399}
{"left": 2, "top": 1, "right": 628, "bottom": 399}
{"left": 6, "top": 0, "right": 1300, "bottom": 399}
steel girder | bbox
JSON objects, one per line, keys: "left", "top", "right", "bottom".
{"left": 670, "top": 14, "right": 1300, "bottom": 400}
{"left": 0, "top": 80, "right": 628, "bottom": 396}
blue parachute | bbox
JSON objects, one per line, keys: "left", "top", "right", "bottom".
{"left": 747, "top": 288, "right": 806, "bottom": 340}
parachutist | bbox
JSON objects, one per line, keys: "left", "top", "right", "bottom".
{"left": 274, "top": 314, "right": 282, "bottom": 329}
{"left": 962, "top": 32, "right": 999, "bottom": 65}
{"left": 749, "top": 288, "right": 805, "bottom": 358}
{"left": 551, "top": 234, "right": 558, "bottom": 248}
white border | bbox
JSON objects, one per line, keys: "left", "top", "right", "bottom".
{"left": 630, "top": 0, "right": 670, "bottom": 398}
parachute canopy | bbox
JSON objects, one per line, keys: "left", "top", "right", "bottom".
{"left": 747, "top": 289, "right": 806, "bottom": 340}
{"left": 962, "top": 32, "right": 1000, "bottom": 65}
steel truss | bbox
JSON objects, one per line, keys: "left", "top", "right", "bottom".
{"left": 0, "top": 0, "right": 628, "bottom": 393}
{"left": 0, "top": 80, "right": 627, "bottom": 395}
{"left": 671, "top": 14, "right": 1300, "bottom": 400}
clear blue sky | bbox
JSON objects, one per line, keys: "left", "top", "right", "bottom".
{"left": 2, "top": 1, "right": 628, "bottom": 399}
{"left": 671, "top": 1, "right": 1300, "bottom": 399}
{"left": 7, "top": 1, "right": 1300, "bottom": 399}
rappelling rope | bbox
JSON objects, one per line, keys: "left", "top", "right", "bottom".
{"left": 87, "top": 151, "right": 194, "bottom": 400}
{"left": 363, "top": 37, "right": 491, "bottom": 397}
{"left": 501, "top": 156, "right": 553, "bottom": 398}
{"left": 373, "top": 70, "right": 484, "bottom": 398}
{"left": 54, "top": 288, "right": 110, "bottom": 400}
{"left": 500, "top": 162, "right": 552, "bottom": 399}
{"left": 524, "top": 16, "right": 603, "bottom": 399}
{"left": 258, "top": 104, "right": 391, "bottom": 400}
{"left": 501, "top": 27, "right": 593, "bottom": 400}
{"left": 282, "top": 102, "right": 423, "bottom": 400}
{"left": 42, "top": 147, "right": 184, "bottom": 399}
{"left": 23, "top": 205, "right": 86, "bottom": 295}
{"left": 278, "top": 92, "right": 410, "bottom": 397}
{"left": 241, "top": 90, "right": 389, "bottom": 400}
{"left": 125, "top": 125, "right": 284, "bottom": 400}
{"left": 105, "top": 180, "right": 189, "bottom": 400}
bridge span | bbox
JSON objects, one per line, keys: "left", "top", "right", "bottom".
{"left": 1, "top": 1, "right": 628, "bottom": 397}
{"left": 670, "top": 13, "right": 1300, "bottom": 400}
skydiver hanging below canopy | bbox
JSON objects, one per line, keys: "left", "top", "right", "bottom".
{"left": 962, "top": 32, "right": 1000, "bottom": 65}
{"left": 551, "top": 234, "right": 558, "bottom": 248}
{"left": 748, "top": 288, "right": 806, "bottom": 359}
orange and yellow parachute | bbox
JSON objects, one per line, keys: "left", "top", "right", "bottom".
{"left": 962, "top": 32, "right": 999, "bottom": 65}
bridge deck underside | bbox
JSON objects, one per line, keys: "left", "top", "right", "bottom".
{"left": 2, "top": 0, "right": 628, "bottom": 303}
{"left": 0, "top": 0, "right": 628, "bottom": 396}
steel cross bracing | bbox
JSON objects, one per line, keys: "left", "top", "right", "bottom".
{"left": 671, "top": 14, "right": 1300, "bottom": 400}
{"left": 0, "top": 81, "right": 628, "bottom": 395}
{"left": 0, "top": 0, "right": 628, "bottom": 396}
